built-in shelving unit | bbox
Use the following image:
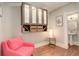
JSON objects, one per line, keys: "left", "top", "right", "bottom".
{"left": 21, "top": 2, "right": 48, "bottom": 32}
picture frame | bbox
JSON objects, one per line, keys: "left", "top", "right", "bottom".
{"left": 56, "top": 15, "right": 63, "bottom": 26}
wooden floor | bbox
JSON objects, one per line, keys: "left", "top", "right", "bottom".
{"left": 33, "top": 45, "right": 79, "bottom": 56}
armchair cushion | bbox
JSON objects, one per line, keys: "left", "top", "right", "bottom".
{"left": 7, "top": 37, "right": 23, "bottom": 50}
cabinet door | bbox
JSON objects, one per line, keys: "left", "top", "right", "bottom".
{"left": 43, "top": 10, "right": 47, "bottom": 25}
{"left": 32, "top": 6, "right": 37, "bottom": 24}
{"left": 23, "top": 4, "right": 30, "bottom": 24}
{"left": 38, "top": 9, "right": 42, "bottom": 24}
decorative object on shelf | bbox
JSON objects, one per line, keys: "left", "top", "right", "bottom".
{"left": 48, "top": 29, "right": 56, "bottom": 46}
{"left": 56, "top": 15, "right": 63, "bottom": 27}
{"left": 21, "top": 2, "right": 48, "bottom": 32}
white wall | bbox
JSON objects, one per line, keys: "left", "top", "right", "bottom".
{"left": 0, "top": 6, "right": 49, "bottom": 55}
{"left": 49, "top": 3, "right": 78, "bottom": 49}
{"left": 11, "top": 6, "right": 48, "bottom": 45}
{"left": 0, "top": 6, "right": 16, "bottom": 56}
{"left": 0, "top": 6, "right": 48, "bottom": 41}
{"left": 0, "top": 6, "right": 18, "bottom": 41}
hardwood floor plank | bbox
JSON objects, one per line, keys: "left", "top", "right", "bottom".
{"left": 33, "top": 45, "right": 79, "bottom": 56}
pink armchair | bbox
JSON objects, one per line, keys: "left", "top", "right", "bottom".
{"left": 2, "top": 37, "right": 35, "bottom": 56}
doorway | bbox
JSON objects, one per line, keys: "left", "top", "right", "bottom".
{"left": 67, "top": 12, "right": 79, "bottom": 47}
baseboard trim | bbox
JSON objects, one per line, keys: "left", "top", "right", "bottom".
{"left": 35, "top": 41, "right": 49, "bottom": 48}
{"left": 73, "top": 42, "right": 79, "bottom": 46}
{"left": 35, "top": 41, "right": 68, "bottom": 49}
{"left": 56, "top": 41, "right": 68, "bottom": 49}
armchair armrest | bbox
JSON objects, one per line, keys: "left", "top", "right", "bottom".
{"left": 23, "top": 42, "right": 34, "bottom": 47}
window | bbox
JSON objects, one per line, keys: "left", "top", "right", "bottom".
{"left": 21, "top": 3, "right": 48, "bottom": 32}
{"left": 43, "top": 10, "right": 47, "bottom": 24}
{"left": 38, "top": 9, "right": 42, "bottom": 24}
{"left": 24, "top": 4, "right": 30, "bottom": 24}
{"left": 32, "top": 6, "right": 37, "bottom": 24}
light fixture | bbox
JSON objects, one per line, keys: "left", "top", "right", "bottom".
{"left": 48, "top": 29, "right": 54, "bottom": 38}
{"left": 48, "top": 29, "right": 56, "bottom": 45}
{"left": 68, "top": 13, "right": 78, "bottom": 21}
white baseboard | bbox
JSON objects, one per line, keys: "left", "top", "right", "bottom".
{"left": 73, "top": 42, "right": 79, "bottom": 46}
{"left": 35, "top": 41, "right": 68, "bottom": 49}
{"left": 56, "top": 41, "right": 68, "bottom": 49}
{"left": 35, "top": 41, "right": 49, "bottom": 48}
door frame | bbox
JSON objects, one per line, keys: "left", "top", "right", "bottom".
{"left": 64, "top": 10, "right": 79, "bottom": 48}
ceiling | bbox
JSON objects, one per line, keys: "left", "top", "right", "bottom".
{"left": 0, "top": 2, "right": 22, "bottom": 6}
{"left": 28, "top": 2, "right": 69, "bottom": 12}
{"left": 0, "top": 2, "right": 69, "bottom": 12}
